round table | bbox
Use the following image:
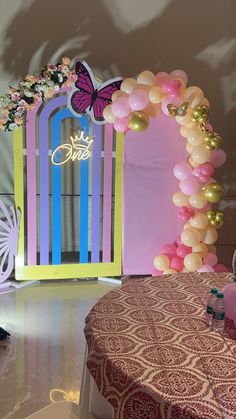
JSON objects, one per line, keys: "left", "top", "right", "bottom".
{"left": 83, "top": 273, "right": 236, "bottom": 419}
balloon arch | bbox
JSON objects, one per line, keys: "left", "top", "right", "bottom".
{"left": 103, "top": 69, "right": 227, "bottom": 275}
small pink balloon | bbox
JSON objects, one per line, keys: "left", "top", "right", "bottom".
{"left": 198, "top": 265, "right": 214, "bottom": 273}
{"left": 176, "top": 235, "right": 182, "bottom": 246}
{"left": 171, "top": 256, "right": 184, "bottom": 271}
{"left": 210, "top": 149, "right": 227, "bottom": 168}
{"left": 221, "top": 282, "right": 236, "bottom": 320}
{"left": 156, "top": 72, "right": 170, "bottom": 87}
{"left": 114, "top": 116, "right": 129, "bottom": 132}
{"left": 152, "top": 268, "right": 163, "bottom": 277}
{"left": 214, "top": 263, "right": 229, "bottom": 273}
{"left": 161, "top": 96, "right": 181, "bottom": 116}
{"left": 203, "top": 252, "right": 218, "bottom": 267}
{"left": 173, "top": 162, "right": 192, "bottom": 181}
{"left": 201, "top": 163, "right": 214, "bottom": 177}
{"left": 179, "top": 175, "right": 200, "bottom": 195}
{"left": 170, "top": 69, "right": 188, "bottom": 85}
{"left": 176, "top": 244, "right": 191, "bottom": 258}
{"left": 161, "top": 243, "right": 177, "bottom": 256}
{"left": 128, "top": 89, "right": 149, "bottom": 111}
{"left": 162, "top": 79, "right": 181, "bottom": 96}
{"left": 111, "top": 97, "right": 130, "bottom": 118}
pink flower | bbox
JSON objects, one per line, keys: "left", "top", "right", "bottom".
{"left": 48, "top": 64, "right": 57, "bottom": 72}
{"left": 18, "top": 99, "right": 27, "bottom": 108}
{"left": 17, "top": 106, "right": 25, "bottom": 114}
{"left": 69, "top": 73, "right": 77, "bottom": 82}
{"left": 11, "top": 92, "right": 21, "bottom": 101}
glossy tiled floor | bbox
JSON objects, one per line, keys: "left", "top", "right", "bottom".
{"left": 0, "top": 280, "right": 117, "bottom": 419}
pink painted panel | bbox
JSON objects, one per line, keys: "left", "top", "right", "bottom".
{"left": 102, "top": 124, "right": 113, "bottom": 262}
{"left": 123, "top": 114, "right": 187, "bottom": 275}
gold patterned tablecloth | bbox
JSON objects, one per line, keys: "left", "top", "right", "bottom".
{"left": 84, "top": 273, "right": 236, "bottom": 419}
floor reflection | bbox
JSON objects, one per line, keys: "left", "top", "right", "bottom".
{"left": 0, "top": 280, "right": 116, "bottom": 419}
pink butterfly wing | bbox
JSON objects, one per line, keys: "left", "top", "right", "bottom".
{"left": 93, "top": 79, "right": 123, "bottom": 122}
{"left": 74, "top": 61, "right": 94, "bottom": 94}
{"left": 71, "top": 91, "right": 92, "bottom": 115}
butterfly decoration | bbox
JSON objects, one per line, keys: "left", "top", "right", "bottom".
{"left": 0, "top": 200, "right": 21, "bottom": 283}
{"left": 167, "top": 101, "right": 189, "bottom": 117}
{"left": 68, "top": 61, "right": 123, "bottom": 124}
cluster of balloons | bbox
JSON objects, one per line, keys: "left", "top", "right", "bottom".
{"left": 103, "top": 69, "right": 191, "bottom": 133}
{"left": 151, "top": 69, "right": 227, "bottom": 274}
{"left": 104, "top": 67, "right": 227, "bottom": 275}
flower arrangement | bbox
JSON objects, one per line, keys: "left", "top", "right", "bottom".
{"left": 0, "top": 57, "right": 76, "bottom": 131}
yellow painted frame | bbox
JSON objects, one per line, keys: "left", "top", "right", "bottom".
{"left": 13, "top": 128, "right": 124, "bottom": 280}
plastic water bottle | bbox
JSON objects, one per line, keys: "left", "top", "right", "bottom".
{"left": 212, "top": 292, "right": 225, "bottom": 332}
{"left": 206, "top": 287, "right": 218, "bottom": 326}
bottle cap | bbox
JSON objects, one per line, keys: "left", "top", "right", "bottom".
{"left": 210, "top": 287, "right": 218, "bottom": 294}
{"left": 217, "top": 292, "right": 224, "bottom": 299}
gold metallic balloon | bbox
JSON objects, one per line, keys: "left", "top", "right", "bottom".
{"left": 129, "top": 111, "right": 149, "bottom": 132}
{"left": 206, "top": 210, "right": 216, "bottom": 221}
{"left": 210, "top": 219, "right": 219, "bottom": 228}
{"left": 203, "top": 182, "right": 224, "bottom": 203}
{"left": 215, "top": 211, "right": 224, "bottom": 223}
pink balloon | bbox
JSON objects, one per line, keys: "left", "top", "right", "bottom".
{"left": 156, "top": 72, "right": 170, "bottom": 87}
{"left": 221, "top": 282, "right": 236, "bottom": 320}
{"left": 179, "top": 175, "right": 200, "bottom": 195}
{"left": 111, "top": 97, "right": 130, "bottom": 118}
{"left": 171, "top": 256, "right": 184, "bottom": 271}
{"left": 162, "top": 79, "right": 181, "bottom": 97}
{"left": 176, "top": 244, "right": 191, "bottom": 258}
{"left": 152, "top": 268, "right": 163, "bottom": 277}
{"left": 161, "top": 96, "right": 181, "bottom": 116}
{"left": 114, "top": 117, "right": 129, "bottom": 132}
{"left": 173, "top": 162, "right": 192, "bottom": 181}
{"left": 176, "top": 236, "right": 182, "bottom": 246}
{"left": 214, "top": 263, "right": 229, "bottom": 273}
{"left": 198, "top": 265, "right": 214, "bottom": 273}
{"left": 161, "top": 243, "right": 176, "bottom": 256}
{"left": 203, "top": 252, "right": 218, "bottom": 267}
{"left": 170, "top": 69, "right": 188, "bottom": 85}
{"left": 210, "top": 149, "right": 227, "bottom": 168}
{"left": 128, "top": 89, "right": 149, "bottom": 111}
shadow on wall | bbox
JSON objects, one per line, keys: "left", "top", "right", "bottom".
{"left": 1, "top": 0, "right": 236, "bottom": 259}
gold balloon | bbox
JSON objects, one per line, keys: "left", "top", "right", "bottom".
{"left": 129, "top": 111, "right": 149, "bottom": 132}
{"left": 215, "top": 211, "right": 224, "bottom": 223}
{"left": 206, "top": 210, "right": 216, "bottom": 221}
{"left": 203, "top": 182, "right": 224, "bottom": 203}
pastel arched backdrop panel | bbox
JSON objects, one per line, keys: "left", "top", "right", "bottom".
{"left": 13, "top": 92, "right": 124, "bottom": 280}
{"left": 123, "top": 114, "right": 187, "bottom": 275}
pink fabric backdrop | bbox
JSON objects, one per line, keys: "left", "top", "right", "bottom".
{"left": 123, "top": 114, "right": 187, "bottom": 275}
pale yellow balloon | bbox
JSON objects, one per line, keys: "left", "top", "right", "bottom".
{"left": 181, "top": 228, "right": 201, "bottom": 247}
{"left": 186, "top": 143, "right": 194, "bottom": 154}
{"left": 148, "top": 86, "right": 164, "bottom": 104}
{"left": 184, "top": 86, "right": 204, "bottom": 108}
{"left": 172, "top": 191, "right": 189, "bottom": 207}
{"left": 188, "top": 156, "right": 199, "bottom": 168}
{"left": 137, "top": 70, "right": 157, "bottom": 86}
{"left": 201, "top": 97, "right": 210, "bottom": 107}
{"left": 184, "top": 222, "right": 191, "bottom": 230}
{"left": 163, "top": 269, "right": 177, "bottom": 275}
{"left": 183, "top": 267, "right": 191, "bottom": 273}
{"left": 120, "top": 78, "right": 137, "bottom": 94}
{"left": 186, "top": 127, "right": 204, "bottom": 146}
{"left": 111, "top": 90, "right": 127, "bottom": 101}
{"left": 184, "top": 252, "right": 202, "bottom": 271}
{"left": 201, "top": 227, "right": 218, "bottom": 245}
{"left": 192, "top": 243, "right": 208, "bottom": 258}
{"left": 153, "top": 255, "right": 170, "bottom": 271}
{"left": 186, "top": 120, "right": 197, "bottom": 129}
{"left": 208, "top": 244, "right": 216, "bottom": 254}
{"left": 103, "top": 104, "right": 116, "bottom": 123}
{"left": 190, "top": 213, "right": 208, "bottom": 230}
{"left": 191, "top": 146, "right": 211, "bottom": 164}
{"left": 189, "top": 192, "right": 207, "bottom": 209}
{"left": 180, "top": 126, "right": 189, "bottom": 138}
